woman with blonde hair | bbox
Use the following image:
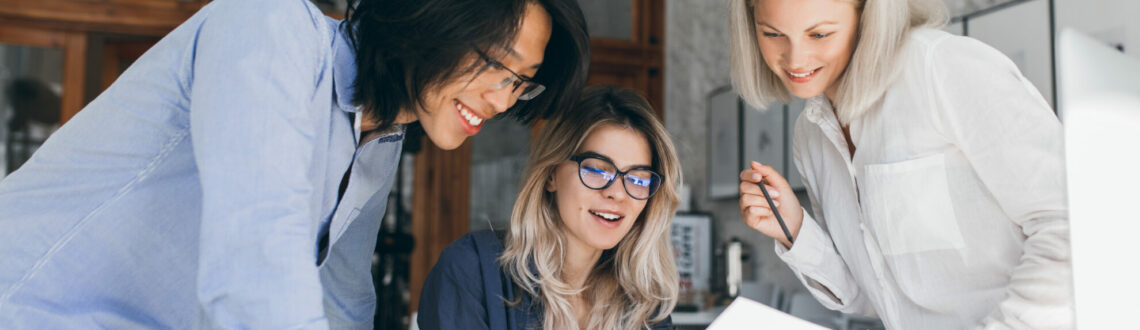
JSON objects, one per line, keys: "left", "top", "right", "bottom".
{"left": 730, "top": 0, "right": 1071, "bottom": 328}
{"left": 418, "top": 85, "right": 680, "bottom": 329}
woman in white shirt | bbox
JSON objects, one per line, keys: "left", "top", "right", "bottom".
{"left": 729, "top": 0, "right": 1072, "bottom": 329}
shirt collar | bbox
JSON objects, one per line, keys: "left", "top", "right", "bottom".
{"left": 373, "top": 125, "right": 406, "bottom": 144}
{"left": 803, "top": 95, "right": 834, "bottom": 126}
{"left": 331, "top": 19, "right": 361, "bottom": 113}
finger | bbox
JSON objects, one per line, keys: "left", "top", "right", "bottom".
{"left": 740, "top": 199, "right": 771, "bottom": 221}
{"left": 739, "top": 169, "right": 764, "bottom": 183}
{"left": 740, "top": 193, "right": 773, "bottom": 210}
{"left": 739, "top": 181, "right": 762, "bottom": 195}
{"left": 743, "top": 206, "right": 773, "bottom": 226}
{"left": 759, "top": 183, "right": 780, "bottom": 199}
{"left": 749, "top": 162, "right": 792, "bottom": 191}
{"left": 745, "top": 204, "right": 772, "bottom": 218}
{"left": 742, "top": 206, "right": 759, "bottom": 227}
{"left": 746, "top": 192, "right": 783, "bottom": 212}
{"left": 740, "top": 181, "right": 779, "bottom": 199}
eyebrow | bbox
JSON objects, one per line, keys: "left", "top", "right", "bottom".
{"left": 507, "top": 48, "right": 543, "bottom": 71}
{"left": 805, "top": 21, "right": 839, "bottom": 31}
{"left": 756, "top": 22, "right": 784, "bottom": 34}
{"left": 579, "top": 151, "right": 653, "bottom": 171}
{"left": 756, "top": 21, "right": 839, "bottom": 33}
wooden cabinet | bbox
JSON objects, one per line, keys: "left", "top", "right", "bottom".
{"left": 0, "top": 0, "right": 206, "bottom": 175}
{"left": 0, "top": 0, "right": 209, "bottom": 37}
{"left": 0, "top": 0, "right": 207, "bottom": 107}
{"left": 583, "top": 0, "right": 665, "bottom": 118}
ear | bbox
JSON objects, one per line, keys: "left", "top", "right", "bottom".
{"left": 545, "top": 169, "right": 558, "bottom": 193}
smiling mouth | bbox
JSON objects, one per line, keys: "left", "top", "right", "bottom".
{"left": 785, "top": 68, "right": 820, "bottom": 82}
{"left": 589, "top": 210, "right": 624, "bottom": 222}
{"left": 456, "top": 101, "right": 485, "bottom": 127}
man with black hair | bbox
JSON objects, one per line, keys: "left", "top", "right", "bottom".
{"left": 0, "top": 0, "right": 589, "bottom": 328}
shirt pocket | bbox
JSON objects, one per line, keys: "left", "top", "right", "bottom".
{"left": 862, "top": 153, "right": 965, "bottom": 255}
{"left": 862, "top": 153, "right": 970, "bottom": 311}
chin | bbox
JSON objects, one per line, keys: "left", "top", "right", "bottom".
{"left": 592, "top": 238, "right": 623, "bottom": 251}
{"left": 433, "top": 138, "right": 465, "bottom": 150}
{"left": 424, "top": 129, "right": 466, "bottom": 150}
{"left": 789, "top": 88, "right": 823, "bottom": 100}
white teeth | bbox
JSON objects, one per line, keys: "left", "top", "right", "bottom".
{"left": 591, "top": 211, "right": 621, "bottom": 221}
{"left": 789, "top": 69, "right": 815, "bottom": 78}
{"left": 456, "top": 102, "right": 484, "bottom": 127}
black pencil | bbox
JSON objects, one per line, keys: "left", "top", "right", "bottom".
{"left": 758, "top": 179, "right": 794, "bottom": 245}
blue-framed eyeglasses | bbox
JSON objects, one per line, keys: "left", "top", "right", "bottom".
{"left": 569, "top": 153, "right": 662, "bottom": 200}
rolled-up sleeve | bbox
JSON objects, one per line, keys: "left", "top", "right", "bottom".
{"left": 188, "top": 0, "right": 329, "bottom": 328}
{"left": 775, "top": 208, "right": 873, "bottom": 315}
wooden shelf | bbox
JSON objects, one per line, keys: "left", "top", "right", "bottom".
{"left": 0, "top": 0, "right": 208, "bottom": 36}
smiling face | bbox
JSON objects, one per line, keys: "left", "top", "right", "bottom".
{"left": 411, "top": 3, "right": 552, "bottom": 150}
{"left": 548, "top": 124, "right": 653, "bottom": 255}
{"left": 753, "top": 0, "right": 859, "bottom": 101}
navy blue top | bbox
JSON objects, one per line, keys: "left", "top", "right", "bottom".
{"left": 418, "top": 230, "right": 674, "bottom": 330}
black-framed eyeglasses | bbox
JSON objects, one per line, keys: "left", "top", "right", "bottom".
{"left": 569, "top": 153, "right": 662, "bottom": 200}
{"left": 473, "top": 49, "right": 546, "bottom": 101}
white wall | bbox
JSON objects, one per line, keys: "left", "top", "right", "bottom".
{"left": 1056, "top": 0, "right": 1140, "bottom": 58}
{"left": 665, "top": 0, "right": 806, "bottom": 303}
{"left": 944, "top": 21, "right": 966, "bottom": 36}
{"left": 967, "top": 0, "right": 1055, "bottom": 107}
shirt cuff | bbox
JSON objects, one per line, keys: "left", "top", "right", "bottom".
{"left": 771, "top": 209, "right": 848, "bottom": 307}
{"left": 773, "top": 208, "right": 826, "bottom": 268}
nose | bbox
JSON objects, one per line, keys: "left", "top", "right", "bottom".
{"left": 483, "top": 86, "right": 517, "bottom": 115}
{"left": 783, "top": 41, "right": 810, "bottom": 70}
{"left": 603, "top": 178, "right": 628, "bottom": 201}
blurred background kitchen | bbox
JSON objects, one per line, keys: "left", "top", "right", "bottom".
{"left": 1, "top": 0, "right": 1134, "bottom": 329}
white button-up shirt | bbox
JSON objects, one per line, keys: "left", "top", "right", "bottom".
{"left": 776, "top": 29, "right": 1073, "bottom": 330}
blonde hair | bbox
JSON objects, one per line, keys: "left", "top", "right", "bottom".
{"left": 729, "top": 0, "right": 948, "bottom": 124}
{"left": 499, "top": 86, "right": 681, "bottom": 329}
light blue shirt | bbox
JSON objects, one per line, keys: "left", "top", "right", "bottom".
{"left": 0, "top": 0, "right": 402, "bottom": 328}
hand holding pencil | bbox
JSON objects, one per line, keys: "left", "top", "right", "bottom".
{"left": 739, "top": 161, "right": 804, "bottom": 249}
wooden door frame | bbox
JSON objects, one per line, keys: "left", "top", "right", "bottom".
{"left": 0, "top": 25, "right": 86, "bottom": 124}
{"left": 407, "top": 138, "right": 473, "bottom": 311}
{"left": 0, "top": 0, "right": 207, "bottom": 123}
